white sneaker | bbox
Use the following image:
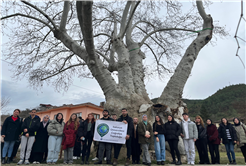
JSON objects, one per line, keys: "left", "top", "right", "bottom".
{"left": 24, "top": 160, "right": 30, "bottom": 165}
{"left": 104, "top": 157, "right": 107, "bottom": 161}
{"left": 33, "top": 161, "right": 37, "bottom": 164}
{"left": 92, "top": 157, "right": 98, "bottom": 161}
{"left": 190, "top": 162, "right": 195, "bottom": 165}
{"left": 187, "top": 162, "right": 191, "bottom": 165}
{"left": 17, "top": 160, "right": 24, "bottom": 165}
{"left": 73, "top": 157, "right": 77, "bottom": 160}
{"left": 36, "top": 162, "right": 40, "bottom": 164}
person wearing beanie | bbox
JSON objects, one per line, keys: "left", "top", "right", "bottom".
{"left": 206, "top": 119, "right": 220, "bottom": 164}
{"left": 233, "top": 118, "right": 246, "bottom": 164}
{"left": 138, "top": 115, "right": 152, "bottom": 166}
{"left": 180, "top": 113, "right": 198, "bottom": 165}
{"left": 164, "top": 115, "right": 182, "bottom": 165}
{"left": 218, "top": 118, "right": 237, "bottom": 164}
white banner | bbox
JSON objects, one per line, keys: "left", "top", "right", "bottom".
{"left": 93, "top": 119, "right": 128, "bottom": 144}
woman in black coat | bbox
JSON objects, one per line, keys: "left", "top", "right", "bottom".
{"left": 164, "top": 115, "right": 181, "bottom": 165}
{"left": 195, "top": 116, "right": 210, "bottom": 164}
{"left": 1, "top": 109, "right": 22, "bottom": 164}
{"left": 78, "top": 114, "right": 95, "bottom": 164}
{"left": 29, "top": 115, "right": 50, "bottom": 164}
{"left": 218, "top": 118, "right": 237, "bottom": 164}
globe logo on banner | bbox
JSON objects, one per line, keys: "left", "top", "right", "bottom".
{"left": 97, "top": 123, "right": 109, "bottom": 137}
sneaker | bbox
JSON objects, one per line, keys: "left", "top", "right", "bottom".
{"left": 24, "top": 160, "right": 30, "bottom": 165}
{"left": 104, "top": 157, "right": 107, "bottom": 161}
{"left": 175, "top": 161, "right": 182, "bottom": 165}
{"left": 33, "top": 161, "right": 37, "bottom": 164}
{"left": 17, "top": 160, "right": 24, "bottom": 165}
{"left": 63, "top": 162, "right": 67, "bottom": 164}
{"left": 73, "top": 157, "right": 77, "bottom": 160}
{"left": 52, "top": 162, "right": 56, "bottom": 164}
{"left": 92, "top": 157, "right": 98, "bottom": 161}
{"left": 47, "top": 162, "right": 51, "bottom": 165}
{"left": 36, "top": 162, "right": 40, "bottom": 164}
{"left": 94, "top": 161, "right": 102, "bottom": 164}
{"left": 190, "top": 162, "right": 194, "bottom": 165}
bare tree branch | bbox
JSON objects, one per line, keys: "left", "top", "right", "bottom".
{"left": 60, "top": 1, "right": 70, "bottom": 31}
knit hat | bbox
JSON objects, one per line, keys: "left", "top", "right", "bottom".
{"left": 142, "top": 114, "right": 147, "bottom": 119}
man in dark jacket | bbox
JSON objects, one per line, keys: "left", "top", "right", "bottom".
{"left": 94, "top": 110, "right": 114, "bottom": 165}
{"left": 131, "top": 117, "right": 141, "bottom": 164}
{"left": 17, "top": 109, "right": 41, "bottom": 165}
{"left": 1, "top": 109, "right": 22, "bottom": 164}
{"left": 113, "top": 108, "right": 134, "bottom": 166}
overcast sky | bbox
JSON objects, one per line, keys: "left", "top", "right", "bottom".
{"left": 1, "top": 1, "right": 245, "bottom": 114}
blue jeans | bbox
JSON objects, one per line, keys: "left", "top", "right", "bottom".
{"left": 2, "top": 141, "right": 15, "bottom": 158}
{"left": 154, "top": 134, "right": 165, "bottom": 161}
{"left": 47, "top": 136, "right": 63, "bottom": 163}
{"left": 225, "top": 140, "right": 235, "bottom": 161}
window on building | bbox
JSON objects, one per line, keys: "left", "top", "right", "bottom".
{"left": 76, "top": 112, "right": 82, "bottom": 117}
{"left": 93, "top": 114, "right": 100, "bottom": 119}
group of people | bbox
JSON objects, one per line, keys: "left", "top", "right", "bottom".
{"left": 1, "top": 108, "right": 246, "bottom": 166}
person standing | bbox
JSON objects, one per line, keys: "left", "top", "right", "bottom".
{"left": 78, "top": 114, "right": 95, "bottom": 165}
{"left": 46, "top": 113, "right": 65, "bottom": 164}
{"left": 164, "top": 115, "right": 181, "bottom": 165}
{"left": 30, "top": 115, "right": 50, "bottom": 164}
{"left": 1, "top": 109, "right": 22, "bottom": 164}
{"left": 195, "top": 116, "right": 210, "bottom": 164}
{"left": 153, "top": 115, "right": 166, "bottom": 165}
{"left": 206, "top": 119, "right": 220, "bottom": 164}
{"left": 17, "top": 109, "right": 41, "bottom": 165}
{"left": 233, "top": 118, "right": 246, "bottom": 164}
{"left": 138, "top": 114, "right": 152, "bottom": 166}
{"left": 111, "top": 114, "right": 117, "bottom": 121}
{"left": 62, "top": 113, "right": 80, "bottom": 164}
{"left": 180, "top": 113, "right": 198, "bottom": 165}
{"left": 113, "top": 108, "right": 133, "bottom": 166}
{"left": 94, "top": 110, "right": 114, "bottom": 165}
{"left": 131, "top": 118, "right": 141, "bottom": 164}
{"left": 218, "top": 118, "right": 237, "bottom": 164}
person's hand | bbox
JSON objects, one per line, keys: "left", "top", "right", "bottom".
{"left": 234, "top": 141, "right": 237, "bottom": 144}
{"left": 154, "top": 132, "right": 158, "bottom": 135}
{"left": 123, "top": 120, "right": 127, "bottom": 124}
{"left": 25, "top": 133, "right": 29, "bottom": 137}
{"left": 156, "top": 137, "right": 159, "bottom": 142}
{"left": 145, "top": 135, "right": 149, "bottom": 138}
{"left": 237, "top": 141, "right": 240, "bottom": 145}
{"left": 1, "top": 135, "right": 5, "bottom": 138}
{"left": 24, "top": 129, "right": 28, "bottom": 132}
{"left": 81, "top": 137, "right": 84, "bottom": 140}
{"left": 180, "top": 133, "right": 184, "bottom": 138}
{"left": 194, "top": 138, "right": 197, "bottom": 142}
{"left": 125, "top": 135, "right": 130, "bottom": 140}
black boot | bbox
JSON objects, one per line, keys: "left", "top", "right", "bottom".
{"left": 94, "top": 161, "right": 102, "bottom": 164}
{"left": 81, "top": 157, "right": 85, "bottom": 165}
{"left": 157, "top": 162, "right": 161, "bottom": 165}
{"left": 107, "top": 160, "right": 113, "bottom": 165}
{"left": 233, "top": 160, "right": 237, "bottom": 165}
{"left": 229, "top": 161, "right": 233, "bottom": 165}
{"left": 6, "top": 158, "right": 10, "bottom": 164}
{"left": 171, "top": 160, "right": 176, "bottom": 164}
{"left": 175, "top": 161, "right": 182, "bottom": 165}
{"left": 2, "top": 157, "right": 6, "bottom": 164}
{"left": 161, "top": 161, "right": 165, "bottom": 165}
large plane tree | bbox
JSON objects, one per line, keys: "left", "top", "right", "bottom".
{"left": 1, "top": 0, "right": 227, "bottom": 153}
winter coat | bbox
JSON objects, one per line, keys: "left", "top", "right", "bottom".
{"left": 164, "top": 121, "right": 181, "bottom": 140}
{"left": 138, "top": 121, "right": 153, "bottom": 144}
{"left": 117, "top": 114, "right": 134, "bottom": 137}
{"left": 47, "top": 119, "right": 65, "bottom": 136}
{"left": 180, "top": 119, "right": 198, "bottom": 139}
{"left": 197, "top": 124, "right": 207, "bottom": 139}
{"left": 100, "top": 117, "right": 114, "bottom": 121}
{"left": 61, "top": 121, "right": 80, "bottom": 150}
{"left": 1, "top": 116, "right": 22, "bottom": 141}
{"left": 206, "top": 124, "right": 220, "bottom": 145}
{"left": 21, "top": 115, "right": 41, "bottom": 136}
{"left": 77, "top": 120, "right": 95, "bottom": 138}
{"left": 233, "top": 123, "right": 246, "bottom": 147}
{"left": 218, "top": 123, "right": 237, "bottom": 144}
{"left": 32, "top": 121, "right": 49, "bottom": 153}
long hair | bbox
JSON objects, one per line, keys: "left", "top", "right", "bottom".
{"left": 155, "top": 115, "right": 164, "bottom": 130}
{"left": 56, "top": 113, "right": 63, "bottom": 123}
{"left": 67, "top": 113, "right": 79, "bottom": 130}
{"left": 195, "top": 115, "right": 205, "bottom": 128}
{"left": 86, "top": 113, "right": 95, "bottom": 123}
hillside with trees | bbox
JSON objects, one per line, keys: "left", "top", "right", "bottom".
{"left": 153, "top": 84, "right": 246, "bottom": 121}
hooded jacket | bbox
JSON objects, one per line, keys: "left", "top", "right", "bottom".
{"left": 21, "top": 115, "right": 41, "bottom": 136}
{"left": 47, "top": 119, "right": 65, "bottom": 136}
{"left": 180, "top": 118, "right": 198, "bottom": 139}
{"left": 206, "top": 122, "right": 220, "bottom": 145}
{"left": 218, "top": 118, "right": 237, "bottom": 144}
{"left": 233, "top": 118, "right": 246, "bottom": 147}
{"left": 164, "top": 118, "right": 181, "bottom": 140}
